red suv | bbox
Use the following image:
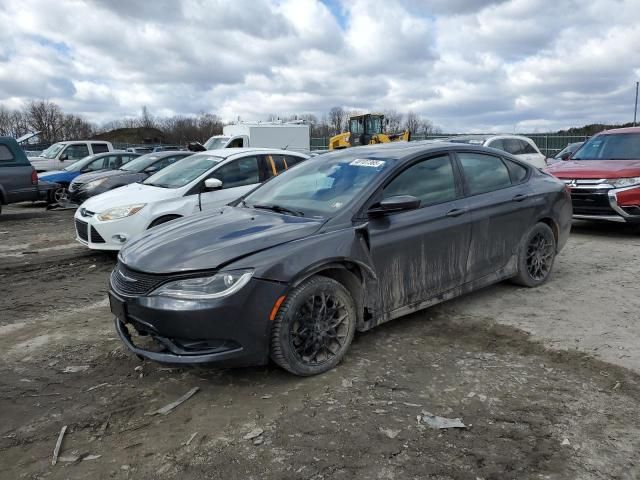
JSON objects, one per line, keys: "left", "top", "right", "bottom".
{"left": 546, "top": 127, "right": 640, "bottom": 224}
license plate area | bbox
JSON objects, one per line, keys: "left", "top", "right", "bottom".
{"left": 109, "top": 292, "right": 128, "bottom": 320}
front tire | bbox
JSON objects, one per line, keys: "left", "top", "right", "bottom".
{"left": 512, "top": 222, "right": 556, "bottom": 287}
{"left": 48, "top": 184, "right": 68, "bottom": 204}
{"left": 148, "top": 215, "right": 181, "bottom": 229}
{"left": 270, "top": 276, "right": 356, "bottom": 376}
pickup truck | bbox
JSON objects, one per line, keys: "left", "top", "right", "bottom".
{"left": 29, "top": 140, "right": 114, "bottom": 172}
{"left": 0, "top": 136, "right": 58, "bottom": 214}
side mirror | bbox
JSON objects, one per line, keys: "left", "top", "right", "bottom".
{"left": 560, "top": 151, "right": 572, "bottom": 160}
{"left": 60, "top": 154, "right": 68, "bottom": 161}
{"left": 368, "top": 195, "right": 420, "bottom": 215}
{"left": 204, "top": 178, "right": 222, "bottom": 190}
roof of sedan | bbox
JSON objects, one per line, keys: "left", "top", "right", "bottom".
{"left": 317, "top": 140, "right": 486, "bottom": 161}
{"left": 202, "top": 147, "right": 308, "bottom": 158}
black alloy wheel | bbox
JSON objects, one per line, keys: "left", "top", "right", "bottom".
{"left": 270, "top": 276, "right": 356, "bottom": 376}
{"left": 512, "top": 222, "right": 556, "bottom": 287}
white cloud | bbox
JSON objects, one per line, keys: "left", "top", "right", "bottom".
{"left": 1, "top": 0, "right": 639, "bottom": 131}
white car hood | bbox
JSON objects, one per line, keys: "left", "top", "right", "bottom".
{"left": 81, "top": 182, "right": 181, "bottom": 212}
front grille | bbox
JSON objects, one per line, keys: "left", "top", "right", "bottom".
{"left": 570, "top": 190, "right": 617, "bottom": 216}
{"left": 75, "top": 219, "right": 89, "bottom": 241}
{"left": 111, "top": 263, "right": 172, "bottom": 296}
{"left": 90, "top": 226, "right": 105, "bottom": 243}
{"left": 563, "top": 179, "right": 618, "bottom": 217}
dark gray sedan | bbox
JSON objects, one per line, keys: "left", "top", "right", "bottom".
{"left": 66, "top": 151, "right": 193, "bottom": 205}
{"left": 109, "top": 142, "right": 572, "bottom": 375}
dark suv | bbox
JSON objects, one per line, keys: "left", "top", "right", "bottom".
{"left": 0, "top": 137, "right": 57, "bottom": 214}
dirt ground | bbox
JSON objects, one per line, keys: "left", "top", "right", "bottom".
{"left": 1, "top": 203, "right": 639, "bottom": 480}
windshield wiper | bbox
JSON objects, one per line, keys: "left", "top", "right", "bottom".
{"left": 144, "top": 182, "right": 169, "bottom": 188}
{"left": 252, "top": 204, "right": 305, "bottom": 216}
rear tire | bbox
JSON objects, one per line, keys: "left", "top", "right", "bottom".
{"left": 148, "top": 215, "right": 181, "bottom": 229}
{"left": 270, "top": 276, "right": 356, "bottom": 376}
{"left": 511, "top": 222, "right": 556, "bottom": 287}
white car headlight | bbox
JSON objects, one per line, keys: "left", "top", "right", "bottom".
{"left": 85, "top": 178, "right": 108, "bottom": 189}
{"left": 151, "top": 269, "right": 253, "bottom": 299}
{"left": 96, "top": 204, "right": 146, "bottom": 221}
{"left": 607, "top": 177, "right": 640, "bottom": 188}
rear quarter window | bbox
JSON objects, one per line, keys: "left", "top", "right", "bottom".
{"left": 504, "top": 158, "right": 528, "bottom": 183}
{"left": 0, "top": 145, "right": 15, "bottom": 162}
{"left": 91, "top": 143, "right": 110, "bottom": 154}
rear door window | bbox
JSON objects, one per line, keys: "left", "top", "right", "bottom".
{"left": 458, "top": 152, "right": 512, "bottom": 195}
{"left": 383, "top": 155, "right": 457, "bottom": 207}
{"left": 212, "top": 156, "right": 260, "bottom": 188}
{"left": 64, "top": 144, "right": 90, "bottom": 160}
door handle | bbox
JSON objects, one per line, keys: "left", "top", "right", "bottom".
{"left": 512, "top": 194, "right": 530, "bottom": 202}
{"left": 446, "top": 208, "right": 467, "bottom": 217}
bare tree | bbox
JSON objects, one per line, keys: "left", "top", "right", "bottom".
{"left": 328, "top": 106, "right": 345, "bottom": 135}
{"left": 404, "top": 111, "right": 421, "bottom": 135}
{"left": 384, "top": 109, "right": 403, "bottom": 133}
{"left": 24, "top": 100, "right": 64, "bottom": 143}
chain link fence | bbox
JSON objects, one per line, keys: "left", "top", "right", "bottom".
{"left": 310, "top": 134, "right": 589, "bottom": 157}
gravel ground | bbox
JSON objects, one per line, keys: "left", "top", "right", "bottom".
{"left": 0, "top": 203, "right": 639, "bottom": 480}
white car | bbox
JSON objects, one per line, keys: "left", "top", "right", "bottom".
{"left": 447, "top": 135, "right": 547, "bottom": 168}
{"left": 73, "top": 148, "right": 309, "bottom": 250}
{"left": 29, "top": 141, "right": 114, "bottom": 172}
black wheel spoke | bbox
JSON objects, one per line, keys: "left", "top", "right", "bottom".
{"left": 525, "top": 232, "right": 554, "bottom": 281}
{"left": 289, "top": 288, "right": 350, "bottom": 367}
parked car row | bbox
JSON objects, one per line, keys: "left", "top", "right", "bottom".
{"left": 4, "top": 127, "right": 637, "bottom": 377}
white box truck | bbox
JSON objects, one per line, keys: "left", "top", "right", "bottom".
{"left": 200, "top": 122, "right": 310, "bottom": 152}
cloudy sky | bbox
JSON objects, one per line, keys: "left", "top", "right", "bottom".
{"left": 1, "top": 0, "right": 639, "bottom": 132}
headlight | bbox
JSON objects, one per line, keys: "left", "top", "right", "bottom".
{"left": 96, "top": 204, "right": 146, "bottom": 221}
{"left": 151, "top": 269, "right": 253, "bottom": 299}
{"left": 607, "top": 177, "right": 640, "bottom": 188}
{"left": 85, "top": 178, "right": 108, "bottom": 190}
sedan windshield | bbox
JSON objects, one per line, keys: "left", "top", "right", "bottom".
{"left": 244, "top": 154, "right": 392, "bottom": 217}
{"left": 572, "top": 133, "right": 640, "bottom": 160}
{"left": 120, "top": 153, "right": 162, "bottom": 172}
{"left": 143, "top": 154, "right": 223, "bottom": 188}
{"left": 40, "top": 143, "right": 65, "bottom": 159}
{"left": 204, "top": 137, "right": 230, "bottom": 150}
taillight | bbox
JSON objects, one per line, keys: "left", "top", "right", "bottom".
{"left": 31, "top": 169, "right": 38, "bottom": 185}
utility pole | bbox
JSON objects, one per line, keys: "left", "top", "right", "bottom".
{"left": 635, "top": 81, "right": 639, "bottom": 127}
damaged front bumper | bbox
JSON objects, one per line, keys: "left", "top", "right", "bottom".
{"left": 108, "top": 277, "right": 287, "bottom": 367}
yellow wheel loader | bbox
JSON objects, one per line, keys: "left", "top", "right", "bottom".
{"left": 329, "top": 113, "right": 410, "bottom": 150}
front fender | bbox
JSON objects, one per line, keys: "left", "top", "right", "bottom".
{"left": 227, "top": 227, "right": 375, "bottom": 284}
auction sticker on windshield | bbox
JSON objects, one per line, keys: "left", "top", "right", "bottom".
{"left": 350, "top": 159, "right": 386, "bottom": 168}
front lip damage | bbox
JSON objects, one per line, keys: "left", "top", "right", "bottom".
{"left": 114, "top": 317, "right": 244, "bottom": 364}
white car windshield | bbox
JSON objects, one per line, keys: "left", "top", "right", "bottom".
{"left": 143, "top": 154, "right": 223, "bottom": 188}
{"left": 204, "top": 137, "right": 230, "bottom": 150}
{"left": 39, "top": 143, "right": 65, "bottom": 159}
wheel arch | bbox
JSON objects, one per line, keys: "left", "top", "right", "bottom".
{"left": 537, "top": 216, "right": 559, "bottom": 246}
{"left": 290, "top": 260, "right": 369, "bottom": 330}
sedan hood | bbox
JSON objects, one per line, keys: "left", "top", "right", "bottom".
{"left": 546, "top": 159, "right": 640, "bottom": 179}
{"left": 73, "top": 169, "right": 131, "bottom": 184}
{"left": 82, "top": 182, "right": 178, "bottom": 211}
{"left": 39, "top": 170, "right": 65, "bottom": 178}
{"left": 119, "top": 206, "right": 324, "bottom": 274}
